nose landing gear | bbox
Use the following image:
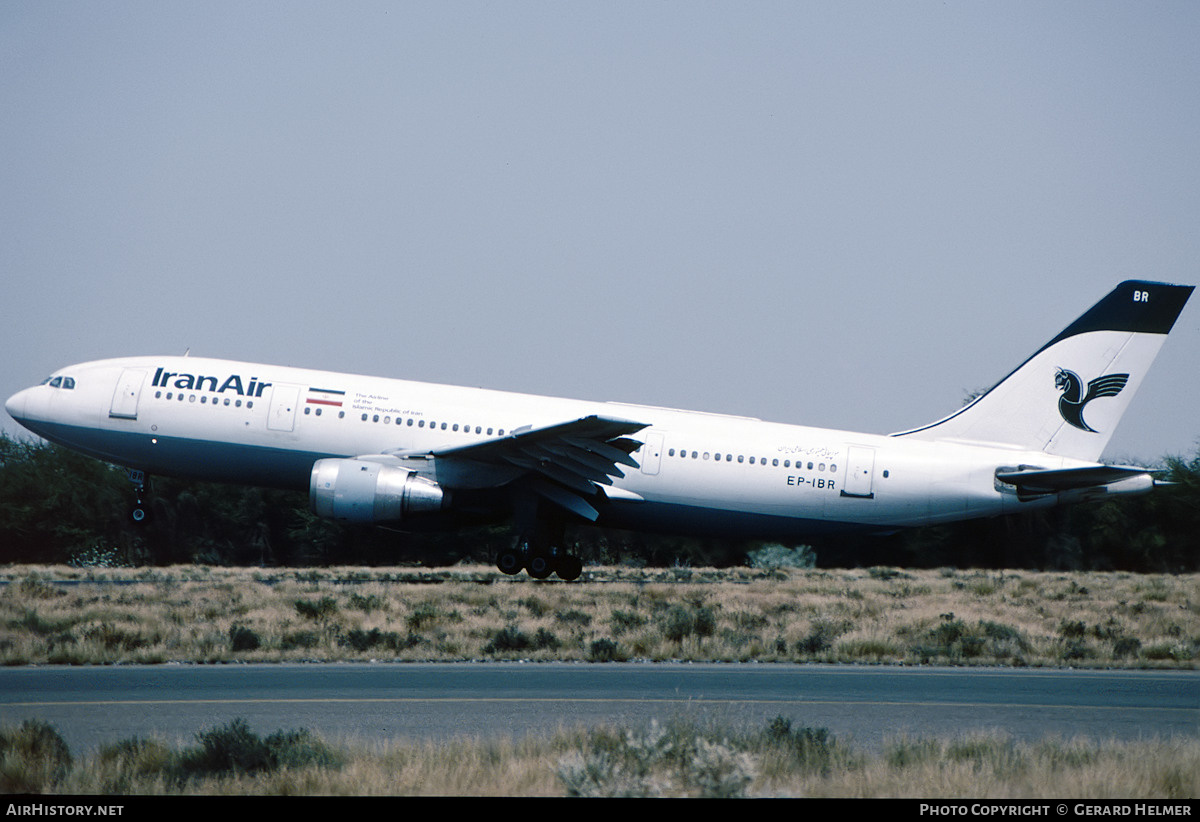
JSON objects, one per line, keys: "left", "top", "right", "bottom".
{"left": 127, "top": 469, "right": 151, "bottom": 525}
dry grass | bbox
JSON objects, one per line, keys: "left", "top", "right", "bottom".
{"left": 5, "top": 716, "right": 1197, "bottom": 797}
{"left": 0, "top": 564, "right": 1196, "bottom": 667}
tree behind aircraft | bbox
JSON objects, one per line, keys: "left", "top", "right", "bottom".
{"left": 0, "top": 431, "right": 1196, "bottom": 572}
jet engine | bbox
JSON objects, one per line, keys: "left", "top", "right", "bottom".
{"left": 309, "top": 458, "right": 446, "bottom": 524}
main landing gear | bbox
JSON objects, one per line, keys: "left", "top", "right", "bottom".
{"left": 496, "top": 531, "right": 584, "bottom": 581}
{"left": 496, "top": 489, "right": 584, "bottom": 580}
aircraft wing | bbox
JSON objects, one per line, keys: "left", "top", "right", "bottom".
{"left": 391, "top": 414, "right": 649, "bottom": 520}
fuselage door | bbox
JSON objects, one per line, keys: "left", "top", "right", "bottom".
{"left": 267, "top": 383, "right": 302, "bottom": 432}
{"left": 639, "top": 431, "right": 664, "bottom": 475}
{"left": 841, "top": 446, "right": 876, "bottom": 499}
{"left": 109, "top": 369, "right": 147, "bottom": 420}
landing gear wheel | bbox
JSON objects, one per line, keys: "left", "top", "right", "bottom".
{"left": 557, "top": 555, "right": 583, "bottom": 582}
{"left": 496, "top": 550, "right": 523, "bottom": 576}
{"left": 527, "top": 553, "right": 554, "bottom": 580}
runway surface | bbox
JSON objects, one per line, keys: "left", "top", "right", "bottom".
{"left": 1, "top": 663, "right": 1195, "bottom": 753}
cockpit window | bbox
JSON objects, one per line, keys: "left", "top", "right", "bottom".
{"left": 40, "top": 376, "right": 76, "bottom": 389}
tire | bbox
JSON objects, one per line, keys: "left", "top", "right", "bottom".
{"left": 557, "top": 555, "right": 583, "bottom": 582}
{"left": 496, "top": 550, "right": 523, "bottom": 575}
{"left": 527, "top": 554, "right": 553, "bottom": 580}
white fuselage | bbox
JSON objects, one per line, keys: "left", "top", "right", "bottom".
{"left": 6, "top": 355, "right": 1089, "bottom": 539}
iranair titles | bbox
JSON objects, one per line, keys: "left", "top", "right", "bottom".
{"left": 151, "top": 367, "right": 271, "bottom": 398}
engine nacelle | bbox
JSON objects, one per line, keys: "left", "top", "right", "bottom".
{"left": 309, "top": 458, "right": 446, "bottom": 524}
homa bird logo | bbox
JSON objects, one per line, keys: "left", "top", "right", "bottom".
{"left": 1054, "top": 368, "right": 1129, "bottom": 433}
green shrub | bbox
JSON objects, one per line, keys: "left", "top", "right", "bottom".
{"left": 229, "top": 624, "right": 261, "bottom": 652}
{"left": 95, "top": 737, "right": 175, "bottom": 792}
{"left": 610, "top": 610, "right": 646, "bottom": 635}
{"left": 1059, "top": 620, "right": 1087, "bottom": 639}
{"left": 885, "top": 737, "right": 940, "bottom": 769}
{"left": 0, "top": 720, "right": 72, "bottom": 792}
{"left": 280, "top": 630, "right": 320, "bottom": 650}
{"left": 295, "top": 597, "right": 339, "bottom": 620}
{"left": 589, "top": 638, "right": 621, "bottom": 662}
{"left": 663, "top": 606, "right": 694, "bottom": 642}
{"left": 176, "top": 718, "right": 342, "bottom": 778}
{"left": 348, "top": 593, "right": 385, "bottom": 613}
{"left": 763, "top": 716, "right": 837, "bottom": 775}
{"left": 1060, "top": 640, "right": 1095, "bottom": 661}
{"left": 405, "top": 602, "right": 442, "bottom": 630}
{"left": 533, "top": 628, "right": 562, "bottom": 650}
{"left": 661, "top": 605, "right": 716, "bottom": 642}
{"left": 556, "top": 609, "right": 592, "bottom": 626}
{"left": 483, "top": 626, "right": 531, "bottom": 654}
{"left": 518, "top": 596, "right": 548, "bottom": 617}
{"left": 180, "top": 718, "right": 270, "bottom": 775}
{"left": 344, "top": 628, "right": 424, "bottom": 653}
{"left": 796, "top": 621, "right": 837, "bottom": 655}
{"left": 1112, "top": 636, "right": 1141, "bottom": 659}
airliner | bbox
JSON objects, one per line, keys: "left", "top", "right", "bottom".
{"left": 5, "top": 280, "right": 1193, "bottom": 579}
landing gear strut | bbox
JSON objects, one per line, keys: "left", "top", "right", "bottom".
{"left": 128, "top": 469, "right": 150, "bottom": 525}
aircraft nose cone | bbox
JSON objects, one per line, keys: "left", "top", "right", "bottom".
{"left": 5, "top": 388, "right": 27, "bottom": 422}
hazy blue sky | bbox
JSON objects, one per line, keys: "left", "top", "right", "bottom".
{"left": 3, "top": 2, "right": 1198, "bottom": 462}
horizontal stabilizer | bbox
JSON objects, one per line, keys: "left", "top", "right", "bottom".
{"left": 995, "top": 464, "right": 1152, "bottom": 494}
